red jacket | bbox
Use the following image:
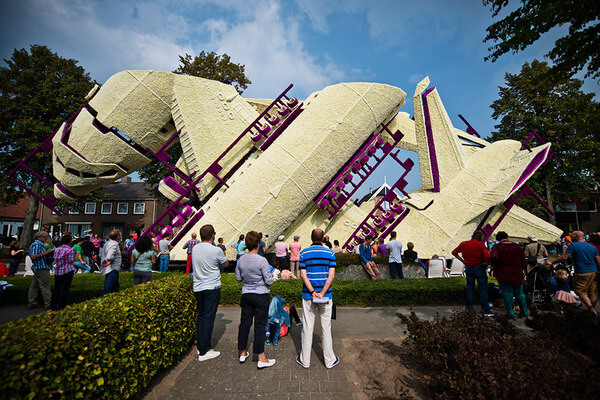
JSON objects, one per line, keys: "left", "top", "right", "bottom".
{"left": 491, "top": 240, "right": 526, "bottom": 285}
{"left": 452, "top": 239, "right": 491, "bottom": 266}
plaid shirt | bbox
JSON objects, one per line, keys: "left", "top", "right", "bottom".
{"left": 29, "top": 240, "right": 50, "bottom": 270}
{"left": 53, "top": 245, "right": 75, "bottom": 276}
{"left": 183, "top": 239, "right": 201, "bottom": 255}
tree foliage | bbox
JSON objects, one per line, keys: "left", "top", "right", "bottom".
{"left": 490, "top": 60, "right": 600, "bottom": 222}
{"left": 173, "top": 51, "right": 251, "bottom": 93}
{"left": 0, "top": 45, "right": 95, "bottom": 243}
{"left": 484, "top": 0, "right": 600, "bottom": 80}
{"left": 138, "top": 51, "right": 251, "bottom": 192}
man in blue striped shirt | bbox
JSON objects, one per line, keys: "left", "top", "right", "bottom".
{"left": 296, "top": 228, "right": 339, "bottom": 369}
{"left": 27, "top": 231, "right": 55, "bottom": 309}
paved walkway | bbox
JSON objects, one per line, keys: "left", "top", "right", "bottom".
{"left": 140, "top": 306, "right": 470, "bottom": 400}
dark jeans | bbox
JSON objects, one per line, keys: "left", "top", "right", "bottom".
{"left": 389, "top": 262, "right": 404, "bottom": 279}
{"left": 8, "top": 258, "right": 20, "bottom": 276}
{"left": 50, "top": 271, "right": 74, "bottom": 310}
{"left": 133, "top": 269, "right": 152, "bottom": 285}
{"left": 195, "top": 289, "right": 221, "bottom": 356}
{"left": 465, "top": 265, "right": 490, "bottom": 313}
{"left": 238, "top": 293, "right": 269, "bottom": 355}
{"left": 102, "top": 270, "right": 120, "bottom": 295}
{"left": 289, "top": 305, "right": 301, "bottom": 325}
{"left": 276, "top": 256, "right": 288, "bottom": 270}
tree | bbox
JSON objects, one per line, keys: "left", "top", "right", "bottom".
{"left": 173, "top": 51, "right": 251, "bottom": 93}
{"left": 483, "top": 0, "right": 600, "bottom": 80}
{"left": 0, "top": 45, "right": 95, "bottom": 246}
{"left": 490, "top": 60, "right": 600, "bottom": 224}
{"left": 138, "top": 51, "right": 251, "bottom": 192}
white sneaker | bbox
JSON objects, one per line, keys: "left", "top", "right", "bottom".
{"left": 239, "top": 353, "right": 249, "bottom": 363}
{"left": 257, "top": 359, "right": 276, "bottom": 369}
{"left": 198, "top": 349, "right": 220, "bottom": 361}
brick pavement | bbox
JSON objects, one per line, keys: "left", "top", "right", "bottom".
{"left": 142, "top": 306, "right": 461, "bottom": 400}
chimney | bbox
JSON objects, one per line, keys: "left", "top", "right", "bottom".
{"left": 121, "top": 176, "right": 132, "bottom": 184}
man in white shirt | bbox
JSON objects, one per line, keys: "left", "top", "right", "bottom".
{"left": 157, "top": 235, "right": 173, "bottom": 273}
{"left": 192, "top": 224, "right": 228, "bottom": 361}
{"left": 101, "top": 230, "right": 122, "bottom": 294}
{"left": 386, "top": 231, "right": 404, "bottom": 279}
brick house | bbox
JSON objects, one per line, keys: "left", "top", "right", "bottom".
{"left": 555, "top": 193, "right": 600, "bottom": 234}
{"left": 41, "top": 177, "right": 169, "bottom": 239}
{"left": 0, "top": 196, "right": 41, "bottom": 240}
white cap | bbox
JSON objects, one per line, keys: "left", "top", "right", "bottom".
{"left": 528, "top": 235, "right": 538, "bottom": 242}
{"left": 278, "top": 235, "right": 285, "bottom": 241}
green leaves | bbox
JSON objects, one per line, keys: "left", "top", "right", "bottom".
{"left": 0, "top": 275, "right": 195, "bottom": 399}
{"left": 484, "top": 0, "right": 600, "bottom": 80}
{"left": 490, "top": 59, "right": 600, "bottom": 220}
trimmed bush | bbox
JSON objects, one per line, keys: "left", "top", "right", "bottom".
{"left": 0, "top": 275, "right": 195, "bottom": 399}
{"left": 219, "top": 273, "right": 466, "bottom": 307}
{"left": 399, "top": 310, "right": 600, "bottom": 400}
{"left": 1, "top": 272, "right": 175, "bottom": 305}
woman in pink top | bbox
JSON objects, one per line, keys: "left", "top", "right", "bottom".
{"left": 274, "top": 236, "right": 289, "bottom": 271}
{"left": 288, "top": 235, "right": 302, "bottom": 277}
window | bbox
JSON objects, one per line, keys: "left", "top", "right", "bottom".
{"left": 66, "top": 223, "right": 91, "bottom": 237}
{"left": 101, "top": 203, "right": 113, "bottom": 214}
{"left": 84, "top": 202, "right": 96, "bottom": 214}
{"left": 117, "top": 203, "right": 129, "bottom": 215}
{"left": 133, "top": 202, "right": 145, "bottom": 215}
{"left": 587, "top": 200, "right": 598, "bottom": 213}
{"left": 68, "top": 205, "right": 80, "bottom": 215}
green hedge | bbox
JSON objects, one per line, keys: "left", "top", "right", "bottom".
{"left": 1, "top": 272, "right": 174, "bottom": 305}
{"left": 0, "top": 275, "right": 195, "bottom": 399}
{"left": 219, "top": 273, "right": 466, "bottom": 306}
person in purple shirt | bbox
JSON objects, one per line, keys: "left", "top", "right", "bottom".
{"left": 236, "top": 231, "right": 275, "bottom": 369}
{"left": 50, "top": 234, "right": 76, "bottom": 310}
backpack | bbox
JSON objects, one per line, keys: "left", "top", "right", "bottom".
{"left": 526, "top": 243, "right": 541, "bottom": 266}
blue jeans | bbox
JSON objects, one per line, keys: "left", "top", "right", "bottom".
{"left": 465, "top": 265, "right": 490, "bottom": 313}
{"left": 194, "top": 289, "right": 221, "bottom": 356}
{"left": 102, "top": 270, "right": 120, "bottom": 295}
{"left": 159, "top": 254, "right": 170, "bottom": 272}
{"left": 74, "top": 261, "right": 90, "bottom": 273}
{"left": 389, "top": 262, "right": 404, "bottom": 279}
{"left": 498, "top": 281, "right": 528, "bottom": 317}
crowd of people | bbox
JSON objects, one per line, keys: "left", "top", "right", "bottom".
{"left": 453, "top": 229, "right": 600, "bottom": 318}
{"left": 9, "top": 222, "right": 600, "bottom": 373}
{"left": 191, "top": 225, "right": 338, "bottom": 370}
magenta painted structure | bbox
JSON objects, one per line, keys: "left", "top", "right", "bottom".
{"left": 314, "top": 114, "right": 405, "bottom": 219}
{"left": 342, "top": 155, "right": 414, "bottom": 253}
{"left": 475, "top": 129, "right": 556, "bottom": 241}
{"left": 137, "top": 83, "right": 304, "bottom": 250}
{"left": 457, "top": 114, "right": 481, "bottom": 138}
{"left": 6, "top": 108, "right": 86, "bottom": 215}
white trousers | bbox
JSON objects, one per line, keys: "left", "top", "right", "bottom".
{"left": 300, "top": 298, "right": 336, "bottom": 367}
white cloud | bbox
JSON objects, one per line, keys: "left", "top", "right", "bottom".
{"left": 206, "top": 0, "right": 349, "bottom": 98}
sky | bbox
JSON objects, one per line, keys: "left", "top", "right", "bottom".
{"left": 1, "top": 0, "right": 598, "bottom": 200}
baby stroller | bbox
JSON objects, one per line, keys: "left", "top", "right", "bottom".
{"left": 524, "top": 265, "right": 560, "bottom": 311}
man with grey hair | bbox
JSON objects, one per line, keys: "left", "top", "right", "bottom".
{"left": 548, "top": 231, "right": 600, "bottom": 315}
{"left": 101, "top": 229, "right": 122, "bottom": 295}
{"left": 27, "top": 231, "right": 55, "bottom": 309}
{"left": 524, "top": 235, "right": 548, "bottom": 273}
